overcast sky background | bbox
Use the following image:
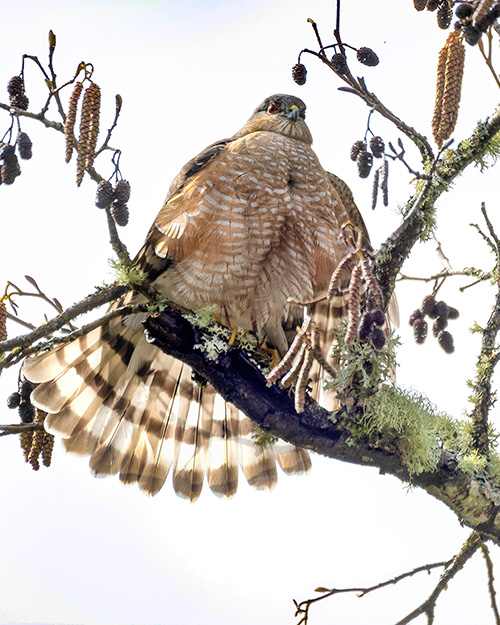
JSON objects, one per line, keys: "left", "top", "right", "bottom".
{"left": 1, "top": 1, "right": 500, "bottom": 624}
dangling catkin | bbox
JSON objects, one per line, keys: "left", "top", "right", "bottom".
{"left": 64, "top": 82, "right": 83, "bottom": 163}
{"left": 432, "top": 32, "right": 466, "bottom": 148}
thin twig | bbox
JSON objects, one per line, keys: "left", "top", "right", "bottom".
{"left": 294, "top": 559, "right": 453, "bottom": 624}
{"left": 395, "top": 532, "right": 483, "bottom": 625}
{"left": 481, "top": 543, "right": 500, "bottom": 625}
{"left": 0, "top": 283, "right": 129, "bottom": 360}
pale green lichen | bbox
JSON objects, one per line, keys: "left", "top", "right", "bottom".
{"left": 109, "top": 258, "right": 144, "bottom": 288}
{"left": 185, "top": 306, "right": 258, "bottom": 361}
{"left": 252, "top": 426, "right": 279, "bottom": 448}
{"left": 325, "top": 319, "right": 399, "bottom": 403}
{"left": 362, "top": 385, "right": 444, "bottom": 475}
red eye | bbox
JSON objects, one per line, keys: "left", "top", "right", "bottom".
{"left": 267, "top": 104, "right": 279, "bottom": 114}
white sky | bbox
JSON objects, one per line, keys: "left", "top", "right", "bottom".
{"left": 1, "top": 1, "right": 500, "bottom": 624}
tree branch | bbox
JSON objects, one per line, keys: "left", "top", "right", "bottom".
{"left": 144, "top": 309, "right": 500, "bottom": 545}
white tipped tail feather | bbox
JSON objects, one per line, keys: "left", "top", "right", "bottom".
{"left": 23, "top": 314, "right": 310, "bottom": 500}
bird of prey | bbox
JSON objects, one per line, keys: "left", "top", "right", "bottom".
{"left": 23, "top": 93, "right": 372, "bottom": 501}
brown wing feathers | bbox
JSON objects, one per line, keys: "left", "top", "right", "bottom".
{"left": 23, "top": 94, "right": 374, "bottom": 499}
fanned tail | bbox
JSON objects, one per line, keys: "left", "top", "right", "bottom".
{"left": 23, "top": 313, "right": 310, "bottom": 500}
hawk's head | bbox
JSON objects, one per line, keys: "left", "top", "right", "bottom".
{"left": 238, "top": 94, "right": 312, "bottom": 144}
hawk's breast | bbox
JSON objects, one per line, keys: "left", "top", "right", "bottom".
{"left": 154, "top": 131, "right": 351, "bottom": 330}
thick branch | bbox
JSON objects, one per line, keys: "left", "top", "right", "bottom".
{"left": 144, "top": 309, "right": 500, "bottom": 546}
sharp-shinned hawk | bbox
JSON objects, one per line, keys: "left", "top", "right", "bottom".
{"left": 23, "top": 94, "right": 371, "bottom": 500}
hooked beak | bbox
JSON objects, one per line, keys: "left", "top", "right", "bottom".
{"left": 287, "top": 105, "right": 299, "bottom": 122}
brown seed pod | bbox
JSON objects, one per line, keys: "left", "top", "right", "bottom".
{"left": 16, "top": 132, "right": 32, "bottom": 160}
{"left": 331, "top": 53, "right": 348, "bottom": 74}
{"left": 437, "top": 3, "right": 453, "bottom": 28}
{"left": 10, "top": 93, "right": 29, "bottom": 111}
{"left": 447, "top": 306, "right": 459, "bottom": 320}
{"left": 356, "top": 47, "right": 379, "bottom": 66}
{"left": 409, "top": 308, "right": 423, "bottom": 326}
{"left": 358, "top": 311, "right": 374, "bottom": 341}
{"left": 350, "top": 140, "right": 366, "bottom": 161}
{"left": 421, "top": 294, "right": 438, "bottom": 318}
{"left": 433, "top": 316, "right": 449, "bottom": 336}
{"left": 64, "top": 81, "right": 83, "bottom": 163}
{"left": 111, "top": 200, "right": 129, "bottom": 227}
{"left": 356, "top": 149, "right": 373, "bottom": 178}
{"left": 95, "top": 180, "right": 114, "bottom": 208}
{"left": 463, "top": 23, "right": 482, "bottom": 44}
{"left": 114, "top": 179, "right": 131, "bottom": 204}
{"left": 427, "top": 0, "right": 440, "bottom": 10}
{"left": 435, "top": 300, "right": 450, "bottom": 318}
{"left": 455, "top": 2, "right": 474, "bottom": 20}
{"left": 1, "top": 154, "right": 21, "bottom": 185}
{"left": 438, "top": 329, "right": 455, "bottom": 353}
{"left": 292, "top": 63, "right": 307, "bottom": 85}
{"left": 7, "top": 75, "right": 24, "bottom": 97}
{"left": 369, "top": 136, "right": 385, "bottom": 158}
{"left": 414, "top": 0, "right": 428, "bottom": 11}
{"left": 413, "top": 318, "right": 428, "bottom": 344}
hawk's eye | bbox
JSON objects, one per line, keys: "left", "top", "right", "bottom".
{"left": 267, "top": 103, "right": 280, "bottom": 114}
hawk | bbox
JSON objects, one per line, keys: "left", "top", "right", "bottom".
{"left": 23, "top": 94, "right": 371, "bottom": 501}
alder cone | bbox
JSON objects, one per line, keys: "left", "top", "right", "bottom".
{"left": 291, "top": 63, "right": 307, "bottom": 85}
{"left": 413, "top": 0, "right": 428, "bottom": 10}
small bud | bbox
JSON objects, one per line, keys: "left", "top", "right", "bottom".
{"left": 292, "top": 63, "right": 307, "bottom": 86}
{"left": 356, "top": 47, "right": 379, "bottom": 67}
